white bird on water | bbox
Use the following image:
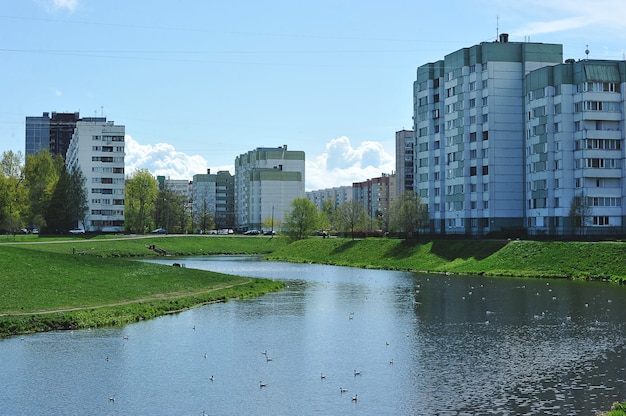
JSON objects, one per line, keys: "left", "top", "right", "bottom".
{"left": 340, "top": 387, "right": 348, "bottom": 393}
{"left": 352, "top": 394, "right": 358, "bottom": 402}
{"left": 260, "top": 381, "right": 267, "bottom": 388}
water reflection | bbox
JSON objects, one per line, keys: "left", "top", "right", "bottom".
{"left": 0, "top": 256, "right": 624, "bottom": 415}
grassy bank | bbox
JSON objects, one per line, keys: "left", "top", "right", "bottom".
{"left": 0, "top": 236, "right": 286, "bottom": 336}
{"left": 266, "top": 238, "right": 626, "bottom": 283}
{"left": 602, "top": 402, "right": 626, "bottom": 416}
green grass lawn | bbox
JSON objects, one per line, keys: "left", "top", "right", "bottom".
{"left": 0, "top": 236, "right": 286, "bottom": 336}
{"left": 266, "top": 237, "right": 626, "bottom": 282}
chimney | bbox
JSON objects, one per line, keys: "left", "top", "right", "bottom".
{"left": 499, "top": 33, "right": 509, "bottom": 43}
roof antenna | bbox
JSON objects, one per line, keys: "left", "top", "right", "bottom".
{"left": 496, "top": 15, "right": 499, "bottom": 40}
{"left": 585, "top": 45, "right": 590, "bottom": 59}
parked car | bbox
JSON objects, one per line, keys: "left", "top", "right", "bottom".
{"left": 263, "top": 230, "right": 276, "bottom": 235}
{"left": 69, "top": 229, "right": 85, "bottom": 235}
{"left": 151, "top": 228, "right": 168, "bottom": 234}
{"left": 243, "top": 229, "right": 260, "bottom": 235}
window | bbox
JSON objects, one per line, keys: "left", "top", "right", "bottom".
{"left": 482, "top": 80, "right": 488, "bottom": 89}
{"left": 482, "top": 97, "right": 488, "bottom": 106}
{"left": 470, "top": 183, "right": 477, "bottom": 192}
{"left": 482, "top": 131, "right": 489, "bottom": 140}
{"left": 469, "top": 98, "right": 476, "bottom": 108}
{"left": 593, "top": 216, "right": 610, "bottom": 226}
{"left": 483, "top": 183, "right": 489, "bottom": 192}
{"left": 470, "top": 149, "right": 477, "bottom": 159}
{"left": 470, "top": 132, "right": 477, "bottom": 142}
{"left": 469, "top": 81, "right": 476, "bottom": 91}
{"left": 482, "top": 165, "right": 489, "bottom": 175}
{"left": 470, "top": 166, "right": 477, "bottom": 176}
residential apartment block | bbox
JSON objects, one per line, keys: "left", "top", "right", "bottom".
{"left": 25, "top": 112, "right": 91, "bottom": 157}
{"left": 234, "top": 145, "right": 305, "bottom": 231}
{"left": 414, "top": 34, "right": 564, "bottom": 236}
{"left": 65, "top": 119, "right": 125, "bottom": 232}
{"left": 353, "top": 173, "right": 396, "bottom": 228}
{"left": 525, "top": 59, "right": 626, "bottom": 235}
{"left": 395, "top": 129, "right": 415, "bottom": 196}
{"left": 306, "top": 185, "right": 353, "bottom": 211}
{"left": 192, "top": 169, "right": 235, "bottom": 231}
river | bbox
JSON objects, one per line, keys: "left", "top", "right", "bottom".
{"left": 0, "top": 256, "right": 624, "bottom": 415}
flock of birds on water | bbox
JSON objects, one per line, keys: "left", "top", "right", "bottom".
{"left": 103, "top": 309, "right": 397, "bottom": 413}
{"left": 94, "top": 280, "right": 616, "bottom": 414}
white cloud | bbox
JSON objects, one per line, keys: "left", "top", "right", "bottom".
{"left": 38, "top": 0, "right": 79, "bottom": 13}
{"left": 504, "top": 0, "right": 626, "bottom": 39}
{"left": 124, "top": 135, "right": 222, "bottom": 180}
{"left": 305, "top": 136, "right": 395, "bottom": 191}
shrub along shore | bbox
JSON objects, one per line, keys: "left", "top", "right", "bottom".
{"left": 1, "top": 234, "right": 624, "bottom": 336}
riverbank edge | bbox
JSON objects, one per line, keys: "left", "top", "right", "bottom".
{"left": 265, "top": 238, "right": 626, "bottom": 283}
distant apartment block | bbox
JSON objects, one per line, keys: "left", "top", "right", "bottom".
{"left": 192, "top": 169, "right": 234, "bottom": 231}
{"left": 306, "top": 186, "right": 353, "bottom": 211}
{"left": 353, "top": 173, "right": 396, "bottom": 228}
{"left": 25, "top": 112, "right": 104, "bottom": 157}
{"left": 157, "top": 176, "right": 192, "bottom": 200}
{"left": 234, "top": 145, "right": 305, "bottom": 231}
{"left": 65, "top": 119, "right": 125, "bottom": 232}
{"left": 395, "top": 129, "right": 415, "bottom": 195}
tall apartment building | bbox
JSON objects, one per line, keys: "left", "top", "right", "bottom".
{"left": 395, "top": 129, "right": 415, "bottom": 196}
{"left": 306, "top": 186, "right": 353, "bottom": 211}
{"left": 525, "top": 59, "right": 626, "bottom": 236}
{"left": 234, "top": 145, "right": 305, "bottom": 231}
{"left": 25, "top": 112, "right": 99, "bottom": 157}
{"left": 414, "top": 34, "right": 563, "bottom": 236}
{"left": 192, "top": 169, "right": 235, "bottom": 231}
{"left": 352, "top": 173, "right": 396, "bottom": 229}
{"left": 65, "top": 119, "right": 125, "bottom": 232}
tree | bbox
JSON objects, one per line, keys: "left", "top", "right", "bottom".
{"left": 22, "top": 151, "right": 64, "bottom": 233}
{"left": 284, "top": 198, "right": 319, "bottom": 241}
{"left": 0, "top": 151, "right": 26, "bottom": 235}
{"left": 67, "top": 165, "right": 88, "bottom": 230}
{"left": 568, "top": 191, "right": 592, "bottom": 236}
{"left": 318, "top": 198, "right": 335, "bottom": 233}
{"left": 125, "top": 169, "right": 158, "bottom": 234}
{"left": 388, "top": 191, "right": 429, "bottom": 239}
{"left": 335, "top": 200, "right": 369, "bottom": 239}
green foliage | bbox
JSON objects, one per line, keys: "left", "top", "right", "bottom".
{"left": 125, "top": 169, "right": 158, "bottom": 234}
{"left": 388, "top": 191, "right": 429, "bottom": 239}
{"left": 601, "top": 402, "right": 626, "bottom": 416}
{"left": 284, "top": 197, "right": 319, "bottom": 241}
{"left": 334, "top": 200, "right": 369, "bottom": 239}
{"left": 23, "top": 151, "right": 64, "bottom": 232}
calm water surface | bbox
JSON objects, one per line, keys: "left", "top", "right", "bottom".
{"left": 1, "top": 256, "right": 624, "bottom": 415}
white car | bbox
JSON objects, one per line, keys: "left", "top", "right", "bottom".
{"left": 69, "top": 229, "right": 85, "bottom": 235}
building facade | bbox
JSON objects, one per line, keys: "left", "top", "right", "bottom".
{"left": 414, "top": 34, "right": 564, "bottom": 236}
{"left": 306, "top": 186, "right": 353, "bottom": 211}
{"left": 234, "top": 145, "right": 305, "bottom": 231}
{"left": 352, "top": 173, "right": 396, "bottom": 229}
{"left": 192, "top": 169, "right": 235, "bottom": 231}
{"left": 25, "top": 112, "right": 95, "bottom": 157}
{"left": 395, "top": 129, "right": 415, "bottom": 196}
{"left": 65, "top": 119, "right": 125, "bottom": 232}
{"left": 524, "top": 59, "right": 626, "bottom": 236}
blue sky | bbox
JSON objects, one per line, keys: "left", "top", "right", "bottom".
{"left": 2, "top": 0, "right": 626, "bottom": 190}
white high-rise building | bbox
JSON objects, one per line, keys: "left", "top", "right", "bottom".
{"left": 65, "top": 119, "right": 125, "bottom": 232}
{"left": 234, "top": 145, "right": 305, "bottom": 231}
